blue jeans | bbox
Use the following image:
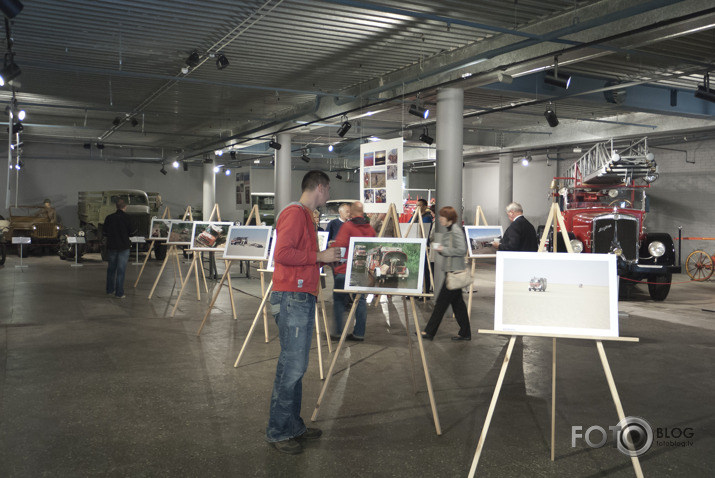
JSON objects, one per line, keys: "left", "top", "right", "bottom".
{"left": 332, "top": 273, "right": 367, "bottom": 338}
{"left": 266, "top": 291, "right": 316, "bottom": 442}
{"left": 106, "top": 249, "right": 130, "bottom": 297}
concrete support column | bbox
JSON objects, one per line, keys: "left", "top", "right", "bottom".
{"left": 434, "top": 87, "right": 464, "bottom": 292}
{"left": 498, "top": 152, "right": 514, "bottom": 226}
{"left": 202, "top": 157, "right": 216, "bottom": 219}
{"left": 274, "top": 133, "right": 292, "bottom": 213}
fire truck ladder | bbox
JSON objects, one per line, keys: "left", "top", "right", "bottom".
{"left": 566, "top": 137, "right": 658, "bottom": 186}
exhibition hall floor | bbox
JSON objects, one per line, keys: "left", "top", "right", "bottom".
{"left": 0, "top": 252, "right": 712, "bottom": 477}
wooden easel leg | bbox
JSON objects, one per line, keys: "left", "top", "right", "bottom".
{"left": 198, "top": 252, "right": 208, "bottom": 295}
{"left": 171, "top": 256, "right": 197, "bottom": 317}
{"left": 318, "top": 286, "right": 332, "bottom": 354}
{"left": 551, "top": 338, "right": 556, "bottom": 461}
{"left": 467, "top": 259, "right": 477, "bottom": 320}
{"left": 595, "top": 341, "right": 645, "bottom": 478}
{"left": 469, "top": 336, "right": 517, "bottom": 478}
{"left": 148, "top": 246, "right": 172, "bottom": 299}
{"left": 314, "top": 306, "right": 324, "bottom": 380}
{"left": 311, "top": 297, "right": 360, "bottom": 422}
{"left": 260, "top": 269, "right": 269, "bottom": 338}
{"left": 134, "top": 240, "right": 155, "bottom": 287}
{"left": 409, "top": 297, "right": 442, "bottom": 435}
{"left": 225, "top": 260, "right": 236, "bottom": 319}
{"left": 403, "top": 296, "right": 418, "bottom": 395}
{"left": 234, "top": 281, "right": 274, "bottom": 368}
{"left": 195, "top": 261, "right": 232, "bottom": 336}
{"left": 175, "top": 247, "right": 184, "bottom": 283}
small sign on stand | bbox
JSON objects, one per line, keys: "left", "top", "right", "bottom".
{"left": 67, "top": 236, "right": 86, "bottom": 267}
{"left": 12, "top": 237, "right": 31, "bottom": 268}
{"left": 130, "top": 236, "right": 146, "bottom": 265}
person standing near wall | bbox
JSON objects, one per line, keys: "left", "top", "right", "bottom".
{"left": 266, "top": 170, "right": 340, "bottom": 455}
{"left": 492, "top": 202, "right": 538, "bottom": 252}
{"left": 104, "top": 199, "right": 133, "bottom": 298}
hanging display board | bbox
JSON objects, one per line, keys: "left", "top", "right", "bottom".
{"left": 360, "top": 137, "right": 403, "bottom": 214}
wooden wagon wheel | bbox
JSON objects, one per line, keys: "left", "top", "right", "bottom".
{"left": 686, "top": 250, "right": 714, "bottom": 281}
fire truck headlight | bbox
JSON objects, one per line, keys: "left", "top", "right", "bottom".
{"left": 648, "top": 241, "right": 666, "bottom": 257}
{"left": 570, "top": 239, "right": 584, "bottom": 253}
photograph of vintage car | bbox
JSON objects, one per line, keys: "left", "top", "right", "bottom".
{"left": 494, "top": 252, "right": 618, "bottom": 337}
{"left": 150, "top": 218, "right": 173, "bottom": 241}
{"left": 223, "top": 225, "right": 272, "bottom": 260}
{"left": 464, "top": 225, "right": 503, "bottom": 257}
{"left": 190, "top": 222, "right": 232, "bottom": 251}
{"left": 344, "top": 237, "right": 426, "bottom": 294}
{"left": 167, "top": 221, "right": 194, "bottom": 245}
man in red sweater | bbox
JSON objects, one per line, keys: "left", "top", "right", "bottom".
{"left": 266, "top": 170, "right": 340, "bottom": 455}
{"left": 330, "top": 201, "right": 375, "bottom": 341}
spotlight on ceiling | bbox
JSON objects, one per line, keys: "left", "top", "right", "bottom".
{"left": 544, "top": 104, "right": 559, "bottom": 127}
{"left": 96, "top": 143, "right": 104, "bottom": 150}
{"left": 160, "top": 164, "right": 167, "bottom": 175}
{"left": 409, "top": 103, "right": 429, "bottom": 119}
{"left": 17, "top": 109, "right": 25, "bottom": 121}
{"left": 694, "top": 73, "right": 715, "bottom": 103}
{"left": 0, "top": 53, "right": 21, "bottom": 86}
{"left": 544, "top": 57, "right": 571, "bottom": 89}
{"left": 130, "top": 118, "right": 139, "bottom": 127}
{"left": 419, "top": 128, "right": 434, "bottom": 145}
{"left": 225, "top": 168, "right": 231, "bottom": 176}
{"left": 185, "top": 50, "right": 200, "bottom": 68}
{"left": 11, "top": 121, "right": 22, "bottom": 133}
{"left": 182, "top": 161, "right": 189, "bottom": 171}
{"left": 268, "top": 139, "right": 281, "bottom": 150}
{"left": 15, "top": 159, "right": 24, "bottom": 169}
{"left": 301, "top": 152, "right": 310, "bottom": 163}
{"left": 337, "top": 116, "right": 351, "bottom": 137}
{"left": 328, "top": 144, "right": 334, "bottom": 152}
{"left": 0, "top": 0, "right": 24, "bottom": 19}
{"left": 214, "top": 166, "right": 221, "bottom": 173}
{"left": 521, "top": 155, "right": 532, "bottom": 167}
{"left": 215, "top": 149, "right": 223, "bottom": 156}
{"left": 229, "top": 151, "right": 237, "bottom": 160}
{"left": 216, "top": 53, "right": 229, "bottom": 70}
{"left": 112, "top": 117, "right": 121, "bottom": 126}
{"left": 335, "top": 172, "right": 343, "bottom": 180}
{"left": 172, "top": 160, "right": 180, "bottom": 169}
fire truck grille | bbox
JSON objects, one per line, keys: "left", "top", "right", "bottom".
{"left": 591, "top": 216, "right": 638, "bottom": 261}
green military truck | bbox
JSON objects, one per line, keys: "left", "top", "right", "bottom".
{"left": 58, "top": 189, "right": 163, "bottom": 260}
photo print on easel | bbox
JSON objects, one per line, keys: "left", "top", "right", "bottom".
{"left": 190, "top": 222, "right": 232, "bottom": 251}
{"left": 494, "top": 252, "right": 619, "bottom": 337}
{"left": 167, "top": 221, "right": 194, "bottom": 245}
{"left": 344, "top": 237, "right": 426, "bottom": 294}
{"left": 223, "top": 225, "right": 272, "bottom": 260}
{"left": 150, "top": 218, "right": 173, "bottom": 241}
{"left": 464, "top": 225, "right": 503, "bottom": 257}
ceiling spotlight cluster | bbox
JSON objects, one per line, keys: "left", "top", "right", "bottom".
{"left": 409, "top": 103, "right": 429, "bottom": 119}
{"left": 544, "top": 103, "right": 559, "bottom": 127}
{"left": 269, "top": 139, "right": 281, "bottom": 150}
{"left": 419, "top": 127, "right": 434, "bottom": 145}
{"left": 544, "top": 56, "right": 571, "bottom": 89}
{"left": 337, "top": 115, "right": 351, "bottom": 137}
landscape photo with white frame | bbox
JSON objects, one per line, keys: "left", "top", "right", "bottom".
{"left": 167, "top": 221, "right": 193, "bottom": 245}
{"left": 149, "top": 218, "right": 173, "bottom": 241}
{"left": 464, "top": 225, "right": 503, "bottom": 257}
{"left": 494, "top": 251, "right": 618, "bottom": 337}
{"left": 189, "top": 222, "right": 232, "bottom": 251}
{"left": 344, "top": 237, "right": 426, "bottom": 294}
{"left": 266, "top": 230, "right": 328, "bottom": 272}
{"left": 223, "top": 225, "right": 272, "bottom": 260}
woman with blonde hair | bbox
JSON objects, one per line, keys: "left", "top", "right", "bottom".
{"left": 421, "top": 206, "right": 471, "bottom": 341}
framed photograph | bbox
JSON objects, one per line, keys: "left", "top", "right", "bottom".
{"left": 464, "top": 225, "right": 503, "bottom": 257}
{"left": 167, "top": 221, "right": 194, "bottom": 245}
{"left": 266, "top": 230, "right": 328, "bottom": 272}
{"left": 222, "top": 225, "right": 272, "bottom": 260}
{"left": 189, "top": 221, "right": 232, "bottom": 251}
{"left": 494, "top": 252, "right": 619, "bottom": 337}
{"left": 344, "top": 237, "right": 426, "bottom": 294}
{"left": 149, "top": 218, "right": 173, "bottom": 241}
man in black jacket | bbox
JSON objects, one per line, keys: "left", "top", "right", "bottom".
{"left": 104, "top": 199, "right": 133, "bottom": 298}
{"left": 492, "top": 202, "right": 538, "bottom": 252}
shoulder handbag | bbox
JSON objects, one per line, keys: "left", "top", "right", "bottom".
{"left": 445, "top": 230, "right": 474, "bottom": 290}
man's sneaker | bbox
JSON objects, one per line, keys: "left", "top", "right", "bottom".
{"left": 297, "top": 427, "right": 322, "bottom": 440}
{"left": 115, "top": 295, "right": 126, "bottom": 299}
{"left": 272, "top": 438, "right": 303, "bottom": 455}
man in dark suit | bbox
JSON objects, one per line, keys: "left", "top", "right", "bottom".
{"left": 492, "top": 202, "right": 538, "bottom": 252}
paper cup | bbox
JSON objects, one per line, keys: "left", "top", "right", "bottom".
{"left": 340, "top": 247, "right": 346, "bottom": 262}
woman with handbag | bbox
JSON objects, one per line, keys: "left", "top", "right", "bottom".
{"left": 421, "top": 206, "right": 472, "bottom": 341}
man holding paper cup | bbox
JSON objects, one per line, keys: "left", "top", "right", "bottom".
{"left": 330, "top": 201, "right": 375, "bottom": 341}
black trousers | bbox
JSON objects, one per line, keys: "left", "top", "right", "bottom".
{"left": 423, "top": 279, "right": 471, "bottom": 338}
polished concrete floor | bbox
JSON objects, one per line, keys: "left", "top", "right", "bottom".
{"left": 0, "top": 251, "right": 712, "bottom": 477}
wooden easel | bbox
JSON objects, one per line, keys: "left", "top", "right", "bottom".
{"left": 194, "top": 205, "right": 268, "bottom": 337}
{"left": 148, "top": 205, "right": 194, "bottom": 299}
{"left": 134, "top": 206, "right": 171, "bottom": 287}
{"left": 468, "top": 201, "right": 644, "bottom": 478}
{"left": 402, "top": 206, "right": 435, "bottom": 299}
{"left": 311, "top": 202, "right": 442, "bottom": 435}
{"left": 465, "top": 205, "right": 488, "bottom": 319}
{"left": 170, "top": 204, "right": 223, "bottom": 317}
